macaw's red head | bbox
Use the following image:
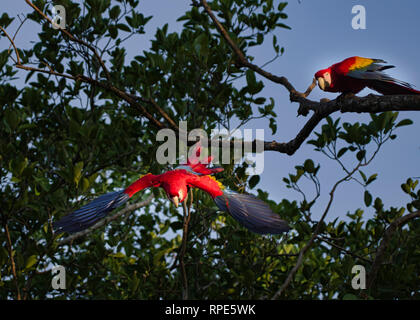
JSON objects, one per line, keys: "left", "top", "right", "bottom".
{"left": 314, "top": 68, "right": 332, "bottom": 91}
{"left": 163, "top": 183, "right": 188, "bottom": 208}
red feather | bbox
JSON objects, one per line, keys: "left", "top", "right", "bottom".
{"left": 315, "top": 56, "right": 420, "bottom": 95}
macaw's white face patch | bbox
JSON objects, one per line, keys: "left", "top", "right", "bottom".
{"left": 317, "top": 71, "right": 331, "bottom": 91}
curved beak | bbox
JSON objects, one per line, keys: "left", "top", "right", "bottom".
{"left": 317, "top": 77, "right": 326, "bottom": 91}
{"left": 171, "top": 196, "right": 179, "bottom": 208}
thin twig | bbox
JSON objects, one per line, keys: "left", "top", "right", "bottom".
{"left": 25, "top": 0, "right": 112, "bottom": 82}
{"left": 317, "top": 235, "right": 372, "bottom": 264}
{"left": 3, "top": 0, "right": 420, "bottom": 159}
{"left": 3, "top": 220, "right": 21, "bottom": 300}
{"left": 179, "top": 189, "right": 193, "bottom": 299}
{"left": 0, "top": 26, "right": 20, "bottom": 64}
{"left": 367, "top": 210, "right": 420, "bottom": 289}
{"left": 272, "top": 161, "right": 363, "bottom": 299}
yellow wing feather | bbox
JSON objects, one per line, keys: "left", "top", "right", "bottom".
{"left": 348, "top": 57, "right": 375, "bottom": 71}
{"left": 207, "top": 175, "right": 225, "bottom": 190}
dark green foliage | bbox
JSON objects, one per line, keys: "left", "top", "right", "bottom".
{"left": 0, "top": 0, "right": 419, "bottom": 300}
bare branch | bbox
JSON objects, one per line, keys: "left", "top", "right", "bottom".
{"left": 25, "top": 0, "right": 112, "bottom": 82}
{"left": 200, "top": 0, "right": 420, "bottom": 156}
{"left": 200, "top": 0, "right": 297, "bottom": 94}
{"left": 263, "top": 93, "right": 420, "bottom": 155}
{"left": 0, "top": 25, "right": 20, "bottom": 64}
{"left": 3, "top": 0, "right": 419, "bottom": 160}
{"left": 317, "top": 235, "right": 372, "bottom": 264}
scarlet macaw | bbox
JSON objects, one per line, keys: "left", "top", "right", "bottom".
{"left": 315, "top": 56, "right": 420, "bottom": 95}
{"left": 53, "top": 148, "right": 290, "bottom": 235}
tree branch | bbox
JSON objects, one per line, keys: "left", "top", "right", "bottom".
{"left": 179, "top": 189, "right": 193, "bottom": 299}
{"left": 200, "top": 0, "right": 309, "bottom": 97}
{"left": 3, "top": 0, "right": 420, "bottom": 159}
{"left": 367, "top": 210, "right": 420, "bottom": 289}
{"left": 317, "top": 235, "right": 372, "bottom": 264}
{"left": 0, "top": 26, "right": 20, "bottom": 64}
{"left": 201, "top": 0, "right": 420, "bottom": 155}
{"left": 272, "top": 161, "right": 363, "bottom": 299}
{"left": 3, "top": 220, "right": 21, "bottom": 300}
{"left": 25, "top": 0, "right": 112, "bottom": 82}
{"left": 2, "top": 1, "right": 180, "bottom": 133}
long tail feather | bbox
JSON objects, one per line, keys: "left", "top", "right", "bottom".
{"left": 53, "top": 191, "right": 130, "bottom": 234}
{"left": 367, "top": 80, "right": 420, "bottom": 95}
{"left": 214, "top": 191, "right": 290, "bottom": 234}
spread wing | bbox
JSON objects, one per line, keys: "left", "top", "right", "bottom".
{"left": 188, "top": 175, "right": 290, "bottom": 235}
{"left": 54, "top": 173, "right": 159, "bottom": 234}
{"left": 123, "top": 173, "right": 160, "bottom": 197}
{"left": 53, "top": 191, "right": 130, "bottom": 233}
{"left": 213, "top": 191, "right": 290, "bottom": 234}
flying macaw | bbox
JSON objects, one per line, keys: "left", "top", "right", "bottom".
{"left": 53, "top": 147, "right": 290, "bottom": 235}
{"left": 315, "top": 56, "right": 420, "bottom": 95}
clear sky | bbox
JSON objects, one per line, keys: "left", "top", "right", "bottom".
{"left": 2, "top": 0, "right": 420, "bottom": 223}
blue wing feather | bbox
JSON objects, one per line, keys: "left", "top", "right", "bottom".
{"left": 214, "top": 190, "right": 290, "bottom": 234}
{"left": 53, "top": 191, "right": 130, "bottom": 234}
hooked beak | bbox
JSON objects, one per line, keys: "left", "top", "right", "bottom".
{"left": 171, "top": 196, "right": 179, "bottom": 208}
{"left": 317, "top": 77, "right": 326, "bottom": 91}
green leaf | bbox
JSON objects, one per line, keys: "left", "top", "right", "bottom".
{"left": 117, "top": 23, "right": 131, "bottom": 32}
{"left": 0, "top": 13, "right": 14, "bottom": 28}
{"left": 401, "top": 183, "right": 411, "bottom": 194}
{"left": 303, "top": 159, "right": 315, "bottom": 173}
{"left": 366, "top": 174, "right": 378, "bottom": 186}
{"left": 25, "top": 255, "right": 37, "bottom": 270}
{"left": 395, "top": 119, "right": 413, "bottom": 128}
{"left": 364, "top": 190, "right": 372, "bottom": 207}
{"left": 4, "top": 109, "right": 20, "bottom": 130}
{"left": 342, "top": 293, "right": 358, "bottom": 300}
{"left": 337, "top": 147, "right": 348, "bottom": 158}
{"left": 193, "top": 33, "right": 209, "bottom": 58}
{"left": 356, "top": 150, "right": 366, "bottom": 161}
{"left": 73, "top": 161, "right": 84, "bottom": 187}
{"left": 278, "top": 2, "right": 288, "bottom": 11}
{"left": 269, "top": 117, "right": 277, "bottom": 134}
{"left": 109, "top": 252, "right": 125, "bottom": 258}
{"left": 249, "top": 175, "right": 260, "bottom": 189}
{"left": 109, "top": 25, "right": 118, "bottom": 39}
{"left": 246, "top": 70, "right": 257, "bottom": 88}
{"left": 359, "top": 170, "right": 367, "bottom": 182}
{"left": 81, "top": 177, "right": 90, "bottom": 192}
{"left": 109, "top": 5, "right": 121, "bottom": 20}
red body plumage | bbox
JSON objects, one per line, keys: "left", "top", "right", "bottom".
{"left": 54, "top": 145, "right": 289, "bottom": 235}
{"left": 315, "top": 56, "right": 420, "bottom": 95}
{"left": 124, "top": 169, "right": 223, "bottom": 200}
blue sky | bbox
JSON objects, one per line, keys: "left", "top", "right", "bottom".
{"left": 2, "top": 0, "right": 420, "bottom": 223}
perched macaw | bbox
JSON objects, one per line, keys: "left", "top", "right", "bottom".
{"left": 53, "top": 147, "right": 290, "bottom": 235}
{"left": 315, "top": 56, "right": 420, "bottom": 95}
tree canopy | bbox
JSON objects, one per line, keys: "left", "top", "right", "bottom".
{"left": 1, "top": 0, "right": 419, "bottom": 300}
